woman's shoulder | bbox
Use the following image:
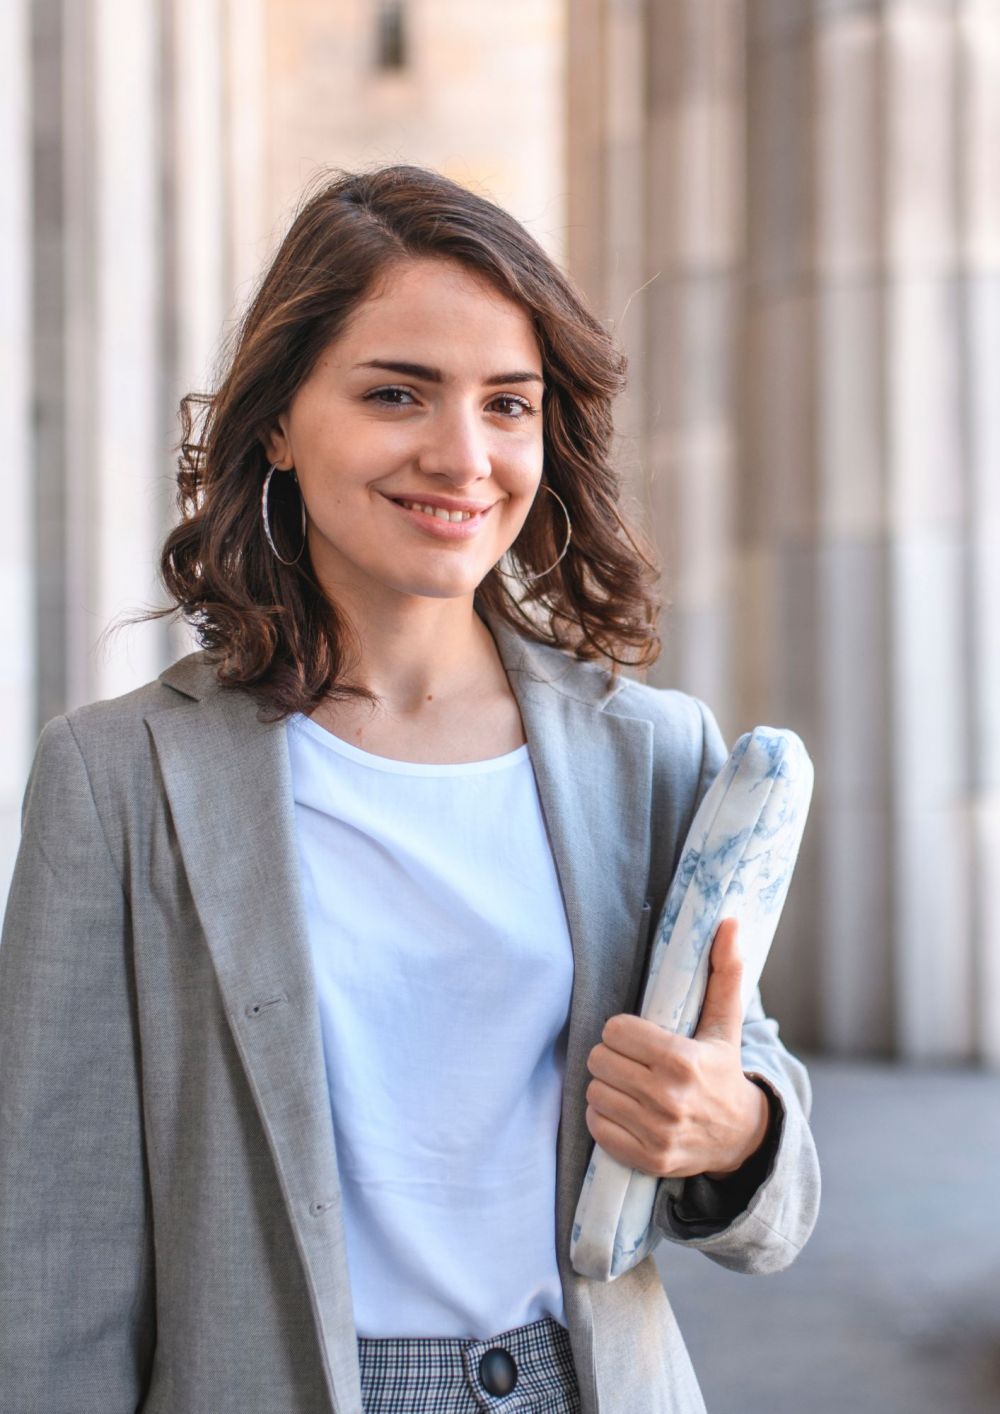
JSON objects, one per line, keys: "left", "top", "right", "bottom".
{"left": 62, "top": 650, "right": 215, "bottom": 730}
{"left": 21, "top": 653, "right": 230, "bottom": 861}
{"left": 610, "top": 675, "right": 728, "bottom": 783}
{"left": 497, "top": 619, "right": 711, "bottom": 725}
{"left": 527, "top": 638, "right": 720, "bottom": 744}
{"left": 512, "top": 630, "right": 727, "bottom": 785}
{"left": 33, "top": 651, "right": 219, "bottom": 785}
{"left": 610, "top": 672, "right": 714, "bottom": 732}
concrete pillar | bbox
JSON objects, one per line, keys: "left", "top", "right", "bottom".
{"left": 740, "top": 2, "right": 824, "bottom": 1050}
{"left": 881, "top": 1, "right": 971, "bottom": 1059}
{"left": 0, "top": 0, "right": 33, "bottom": 898}
{"left": 960, "top": 0, "right": 1000, "bottom": 1062}
{"left": 30, "top": 0, "right": 94, "bottom": 725}
{"left": 645, "top": 0, "right": 744, "bottom": 716}
{"left": 165, "top": 0, "right": 230, "bottom": 663}
{"left": 31, "top": 0, "right": 166, "bottom": 713}
{"left": 565, "top": 0, "right": 649, "bottom": 490}
{"left": 92, "top": 0, "right": 162, "bottom": 699}
{"left": 812, "top": 0, "right": 892, "bottom": 1054}
{"left": 567, "top": 0, "right": 743, "bottom": 707}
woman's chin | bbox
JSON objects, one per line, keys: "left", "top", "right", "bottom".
{"left": 324, "top": 569, "right": 492, "bottom": 609}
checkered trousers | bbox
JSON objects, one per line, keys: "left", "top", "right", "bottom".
{"left": 357, "top": 1314, "right": 583, "bottom": 1413}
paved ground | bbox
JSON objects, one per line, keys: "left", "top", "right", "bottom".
{"left": 653, "top": 1058, "right": 1000, "bottom": 1414}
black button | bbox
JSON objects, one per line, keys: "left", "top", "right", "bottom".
{"left": 479, "top": 1346, "right": 518, "bottom": 1396}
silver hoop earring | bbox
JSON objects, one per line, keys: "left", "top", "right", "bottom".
{"left": 261, "top": 464, "right": 307, "bottom": 566}
{"left": 495, "top": 482, "right": 573, "bottom": 584}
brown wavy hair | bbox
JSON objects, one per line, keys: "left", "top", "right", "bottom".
{"left": 151, "top": 164, "right": 661, "bottom": 719}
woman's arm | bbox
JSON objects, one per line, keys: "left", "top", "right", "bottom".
{"left": 0, "top": 715, "right": 154, "bottom": 1411}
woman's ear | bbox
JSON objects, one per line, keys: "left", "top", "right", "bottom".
{"left": 260, "top": 415, "right": 292, "bottom": 469}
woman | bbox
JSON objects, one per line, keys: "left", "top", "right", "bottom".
{"left": 0, "top": 165, "right": 819, "bottom": 1413}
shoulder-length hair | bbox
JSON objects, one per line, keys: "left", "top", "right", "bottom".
{"left": 153, "top": 164, "right": 661, "bottom": 719}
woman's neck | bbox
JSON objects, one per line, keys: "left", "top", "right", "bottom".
{"left": 331, "top": 590, "right": 502, "bottom": 714}
{"left": 306, "top": 591, "right": 526, "bottom": 762}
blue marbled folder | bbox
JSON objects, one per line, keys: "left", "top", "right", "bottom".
{"left": 569, "top": 725, "right": 814, "bottom": 1282}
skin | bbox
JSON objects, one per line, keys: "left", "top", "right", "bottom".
{"left": 585, "top": 918, "right": 771, "bottom": 1179}
{"left": 263, "top": 255, "right": 770, "bottom": 1179}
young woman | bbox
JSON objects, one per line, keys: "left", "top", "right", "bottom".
{"left": 0, "top": 166, "right": 819, "bottom": 1413}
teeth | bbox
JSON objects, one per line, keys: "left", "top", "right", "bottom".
{"left": 398, "top": 500, "right": 478, "bottom": 522}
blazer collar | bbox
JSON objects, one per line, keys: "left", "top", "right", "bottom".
{"left": 148, "top": 600, "right": 652, "bottom": 1405}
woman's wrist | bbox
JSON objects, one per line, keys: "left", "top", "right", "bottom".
{"left": 703, "top": 1075, "right": 775, "bottom": 1181}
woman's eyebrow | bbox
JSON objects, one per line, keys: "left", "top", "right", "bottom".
{"left": 354, "top": 359, "right": 544, "bottom": 387}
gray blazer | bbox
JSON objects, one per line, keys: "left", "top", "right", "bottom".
{"left": 0, "top": 601, "right": 820, "bottom": 1413}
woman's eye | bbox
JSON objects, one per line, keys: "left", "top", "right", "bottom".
{"left": 491, "top": 394, "right": 537, "bottom": 419}
{"left": 365, "top": 385, "right": 416, "bottom": 407}
{"left": 364, "top": 386, "right": 537, "bottom": 418}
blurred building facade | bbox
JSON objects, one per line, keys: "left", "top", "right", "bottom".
{"left": 567, "top": 0, "right": 1000, "bottom": 1064}
{"left": 3, "top": 0, "right": 997, "bottom": 1063}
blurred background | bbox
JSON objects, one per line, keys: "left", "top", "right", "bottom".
{"left": 1, "top": 1, "right": 998, "bottom": 1409}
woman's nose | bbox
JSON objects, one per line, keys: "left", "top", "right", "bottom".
{"left": 415, "top": 404, "right": 492, "bottom": 484}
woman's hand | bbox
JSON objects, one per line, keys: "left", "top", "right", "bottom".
{"left": 584, "top": 918, "right": 772, "bottom": 1180}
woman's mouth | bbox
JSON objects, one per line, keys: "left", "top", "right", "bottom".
{"left": 383, "top": 495, "right": 495, "bottom": 539}
{"left": 394, "top": 498, "right": 482, "bottom": 523}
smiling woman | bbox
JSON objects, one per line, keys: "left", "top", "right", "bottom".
{"left": 0, "top": 164, "right": 819, "bottom": 1414}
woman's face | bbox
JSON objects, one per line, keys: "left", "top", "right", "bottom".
{"left": 263, "top": 256, "right": 546, "bottom": 611}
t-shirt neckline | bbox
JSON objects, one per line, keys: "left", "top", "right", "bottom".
{"left": 287, "top": 712, "right": 531, "bottom": 777}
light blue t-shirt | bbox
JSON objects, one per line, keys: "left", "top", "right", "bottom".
{"left": 285, "top": 713, "right": 575, "bottom": 1339}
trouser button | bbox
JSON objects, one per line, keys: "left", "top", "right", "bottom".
{"left": 479, "top": 1346, "right": 518, "bottom": 1395}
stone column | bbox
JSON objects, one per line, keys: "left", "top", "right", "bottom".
{"left": 30, "top": 0, "right": 167, "bottom": 714}
{"left": 30, "top": 0, "right": 95, "bottom": 725}
{"left": 644, "top": 0, "right": 745, "bottom": 716}
{"left": 568, "top": 0, "right": 745, "bottom": 703}
{"left": 733, "top": 3, "right": 824, "bottom": 1049}
{"left": 0, "top": 0, "right": 33, "bottom": 898}
{"left": 159, "top": 0, "right": 269, "bottom": 665}
{"left": 958, "top": 0, "right": 1000, "bottom": 1063}
{"left": 877, "top": 1, "right": 970, "bottom": 1058}
{"left": 92, "top": 0, "right": 163, "bottom": 700}
{"left": 565, "top": 0, "right": 650, "bottom": 496}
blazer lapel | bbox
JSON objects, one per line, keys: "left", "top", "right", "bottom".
{"left": 145, "top": 681, "right": 363, "bottom": 1414}
{"left": 479, "top": 607, "right": 654, "bottom": 1278}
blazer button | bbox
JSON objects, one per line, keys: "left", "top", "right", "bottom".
{"left": 479, "top": 1347, "right": 518, "bottom": 1396}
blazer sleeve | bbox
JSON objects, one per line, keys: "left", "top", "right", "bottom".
{"left": 0, "top": 715, "right": 154, "bottom": 1411}
{"left": 650, "top": 697, "right": 822, "bottom": 1276}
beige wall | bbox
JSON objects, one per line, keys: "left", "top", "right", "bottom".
{"left": 265, "top": 0, "right": 566, "bottom": 263}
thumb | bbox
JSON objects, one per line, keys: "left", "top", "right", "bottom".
{"left": 694, "top": 917, "right": 744, "bottom": 1046}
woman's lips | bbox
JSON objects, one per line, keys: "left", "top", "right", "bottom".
{"left": 383, "top": 495, "right": 495, "bottom": 540}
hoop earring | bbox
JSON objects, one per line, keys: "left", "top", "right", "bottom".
{"left": 495, "top": 483, "right": 573, "bottom": 584}
{"left": 262, "top": 464, "right": 307, "bottom": 566}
